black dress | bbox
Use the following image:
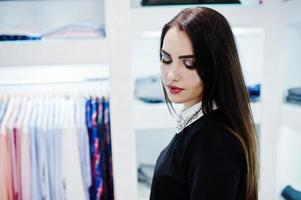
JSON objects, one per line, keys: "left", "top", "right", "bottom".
{"left": 149, "top": 109, "right": 245, "bottom": 200}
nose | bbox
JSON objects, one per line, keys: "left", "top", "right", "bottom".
{"left": 167, "top": 62, "right": 181, "bottom": 81}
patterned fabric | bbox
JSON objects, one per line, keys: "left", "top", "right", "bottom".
{"left": 87, "top": 98, "right": 104, "bottom": 200}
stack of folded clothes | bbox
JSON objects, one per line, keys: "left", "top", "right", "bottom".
{"left": 287, "top": 87, "right": 301, "bottom": 105}
{"left": 137, "top": 163, "right": 155, "bottom": 188}
{"left": 282, "top": 185, "right": 301, "bottom": 200}
{"left": 247, "top": 84, "right": 261, "bottom": 102}
{"left": 134, "top": 74, "right": 165, "bottom": 103}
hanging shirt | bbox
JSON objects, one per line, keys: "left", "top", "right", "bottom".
{"left": 0, "top": 101, "right": 7, "bottom": 123}
{"left": 102, "top": 97, "right": 114, "bottom": 200}
{"left": 46, "top": 97, "right": 56, "bottom": 200}
{"left": 21, "top": 98, "right": 33, "bottom": 200}
{"left": 7, "top": 97, "right": 22, "bottom": 200}
{"left": 15, "top": 97, "right": 28, "bottom": 200}
{"left": 86, "top": 98, "right": 104, "bottom": 200}
{"left": 53, "top": 97, "right": 63, "bottom": 200}
{"left": 37, "top": 97, "right": 51, "bottom": 200}
{"left": 97, "top": 97, "right": 107, "bottom": 200}
{"left": 0, "top": 99, "right": 13, "bottom": 200}
{"left": 61, "top": 97, "right": 86, "bottom": 200}
{"left": 29, "top": 98, "right": 42, "bottom": 200}
{"left": 75, "top": 96, "right": 91, "bottom": 200}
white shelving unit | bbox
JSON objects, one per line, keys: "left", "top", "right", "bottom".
{"left": 0, "top": 39, "right": 110, "bottom": 66}
{"left": 130, "top": 4, "right": 262, "bottom": 34}
{"left": 284, "top": 0, "right": 301, "bottom": 25}
{"left": 1, "top": 0, "right": 300, "bottom": 200}
{"left": 275, "top": 1, "right": 301, "bottom": 199}
{"left": 282, "top": 103, "right": 301, "bottom": 134}
{"left": 0, "top": 1, "right": 138, "bottom": 200}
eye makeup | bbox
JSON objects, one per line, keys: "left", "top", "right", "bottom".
{"left": 160, "top": 49, "right": 196, "bottom": 69}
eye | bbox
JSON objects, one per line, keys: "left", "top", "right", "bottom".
{"left": 182, "top": 59, "right": 195, "bottom": 69}
{"left": 161, "top": 55, "right": 172, "bottom": 64}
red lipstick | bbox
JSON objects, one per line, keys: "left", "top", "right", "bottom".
{"left": 167, "top": 85, "right": 184, "bottom": 94}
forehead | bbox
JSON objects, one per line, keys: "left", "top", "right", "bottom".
{"left": 162, "top": 26, "right": 194, "bottom": 55}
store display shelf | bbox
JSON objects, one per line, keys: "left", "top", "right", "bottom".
{"left": 130, "top": 4, "right": 262, "bottom": 35}
{"left": 251, "top": 101, "right": 261, "bottom": 124}
{"left": 133, "top": 100, "right": 181, "bottom": 130}
{"left": 282, "top": 102, "right": 301, "bottom": 133}
{"left": 0, "top": 38, "right": 109, "bottom": 66}
{"left": 284, "top": 0, "right": 301, "bottom": 25}
{"left": 137, "top": 182, "right": 151, "bottom": 200}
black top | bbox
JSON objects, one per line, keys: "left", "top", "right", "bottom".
{"left": 150, "top": 110, "right": 245, "bottom": 200}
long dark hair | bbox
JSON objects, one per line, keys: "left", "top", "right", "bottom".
{"left": 160, "top": 7, "right": 258, "bottom": 200}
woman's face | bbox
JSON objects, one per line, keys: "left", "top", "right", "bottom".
{"left": 161, "top": 26, "right": 204, "bottom": 108}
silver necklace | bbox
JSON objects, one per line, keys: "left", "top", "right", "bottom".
{"left": 176, "top": 108, "right": 203, "bottom": 134}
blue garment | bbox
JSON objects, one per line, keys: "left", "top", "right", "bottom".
{"left": 86, "top": 98, "right": 104, "bottom": 200}
{"left": 282, "top": 185, "right": 301, "bottom": 200}
{"left": 97, "top": 98, "right": 108, "bottom": 200}
{"left": 0, "top": 101, "right": 7, "bottom": 123}
{"left": 77, "top": 97, "right": 92, "bottom": 200}
{"left": 247, "top": 84, "right": 261, "bottom": 102}
{"left": 0, "top": 34, "right": 41, "bottom": 41}
{"left": 53, "top": 97, "right": 63, "bottom": 200}
{"left": 46, "top": 98, "right": 56, "bottom": 200}
{"left": 96, "top": 97, "right": 114, "bottom": 200}
{"left": 36, "top": 98, "right": 51, "bottom": 200}
{"left": 29, "top": 99, "right": 42, "bottom": 200}
{"left": 103, "top": 98, "right": 114, "bottom": 200}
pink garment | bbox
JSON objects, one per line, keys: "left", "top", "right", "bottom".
{"left": 0, "top": 98, "right": 14, "bottom": 200}
{"left": 0, "top": 133, "right": 13, "bottom": 200}
{"left": 7, "top": 97, "right": 22, "bottom": 200}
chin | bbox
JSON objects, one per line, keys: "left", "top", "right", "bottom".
{"left": 168, "top": 97, "right": 186, "bottom": 104}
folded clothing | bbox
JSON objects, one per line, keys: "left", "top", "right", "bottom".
{"left": 288, "top": 87, "right": 301, "bottom": 97}
{"left": 0, "top": 34, "right": 41, "bottom": 41}
{"left": 134, "top": 74, "right": 165, "bottom": 103}
{"left": 247, "top": 84, "right": 260, "bottom": 102}
{"left": 282, "top": 185, "right": 301, "bottom": 200}
{"left": 287, "top": 87, "right": 301, "bottom": 105}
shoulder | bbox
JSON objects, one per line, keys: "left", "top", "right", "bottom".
{"left": 181, "top": 110, "right": 244, "bottom": 170}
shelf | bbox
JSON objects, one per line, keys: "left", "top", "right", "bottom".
{"left": 0, "top": 39, "right": 109, "bottom": 66}
{"left": 137, "top": 182, "right": 150, "bottom": 200}
{"left": 0, "top": 64, "right": 109, "bottom": 86}
{"left": 133, "top": 100, "right": 182, "bottom": 130}
{"left": 251, "top": 101, "right": 261, "bottom": 124}
{"left": 130, "top": 4, "right": 262, "bottom": 35}
{"left": 282, "top": 103, "right": 301, "bottom": 132}
{"left": 134, "top": 100, "right": 261, "bottom": 130}
{"left": 284, "top": 0, "right": 301, "bottom": 25}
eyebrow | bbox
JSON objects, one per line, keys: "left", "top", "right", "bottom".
{"left": 161, "top": 49, "right": 195, "bottom": 59}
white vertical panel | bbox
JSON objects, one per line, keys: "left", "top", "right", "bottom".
{"left": 105, "top": 0, "right": 138, "bottom": 199}
{"left": 260, "top": 0, "right": 285, "bottom": 199}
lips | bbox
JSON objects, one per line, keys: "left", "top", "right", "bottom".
{"left": 167, "top": 85, "right": 184, "bottom": 94}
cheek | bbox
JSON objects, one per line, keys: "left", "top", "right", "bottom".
{"left": 160, "top": 66, "right": 168, "bottom": 83}
{"left": 187, "top": 71, "right": 202, "bottom": 88}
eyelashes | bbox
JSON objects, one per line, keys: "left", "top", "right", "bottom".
{"left": 161, "top": 58, "right": 172, "bottom": 64}
{"left": 160, "top": 57, "right": 196, "bottom": 69}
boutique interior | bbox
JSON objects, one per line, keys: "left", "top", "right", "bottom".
{"left": 0, "top": 0, "right": 300, "bottom": 200}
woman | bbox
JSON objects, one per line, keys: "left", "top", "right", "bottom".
{"left": 150, "top": 7, "right": 258, "bottom": 200}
